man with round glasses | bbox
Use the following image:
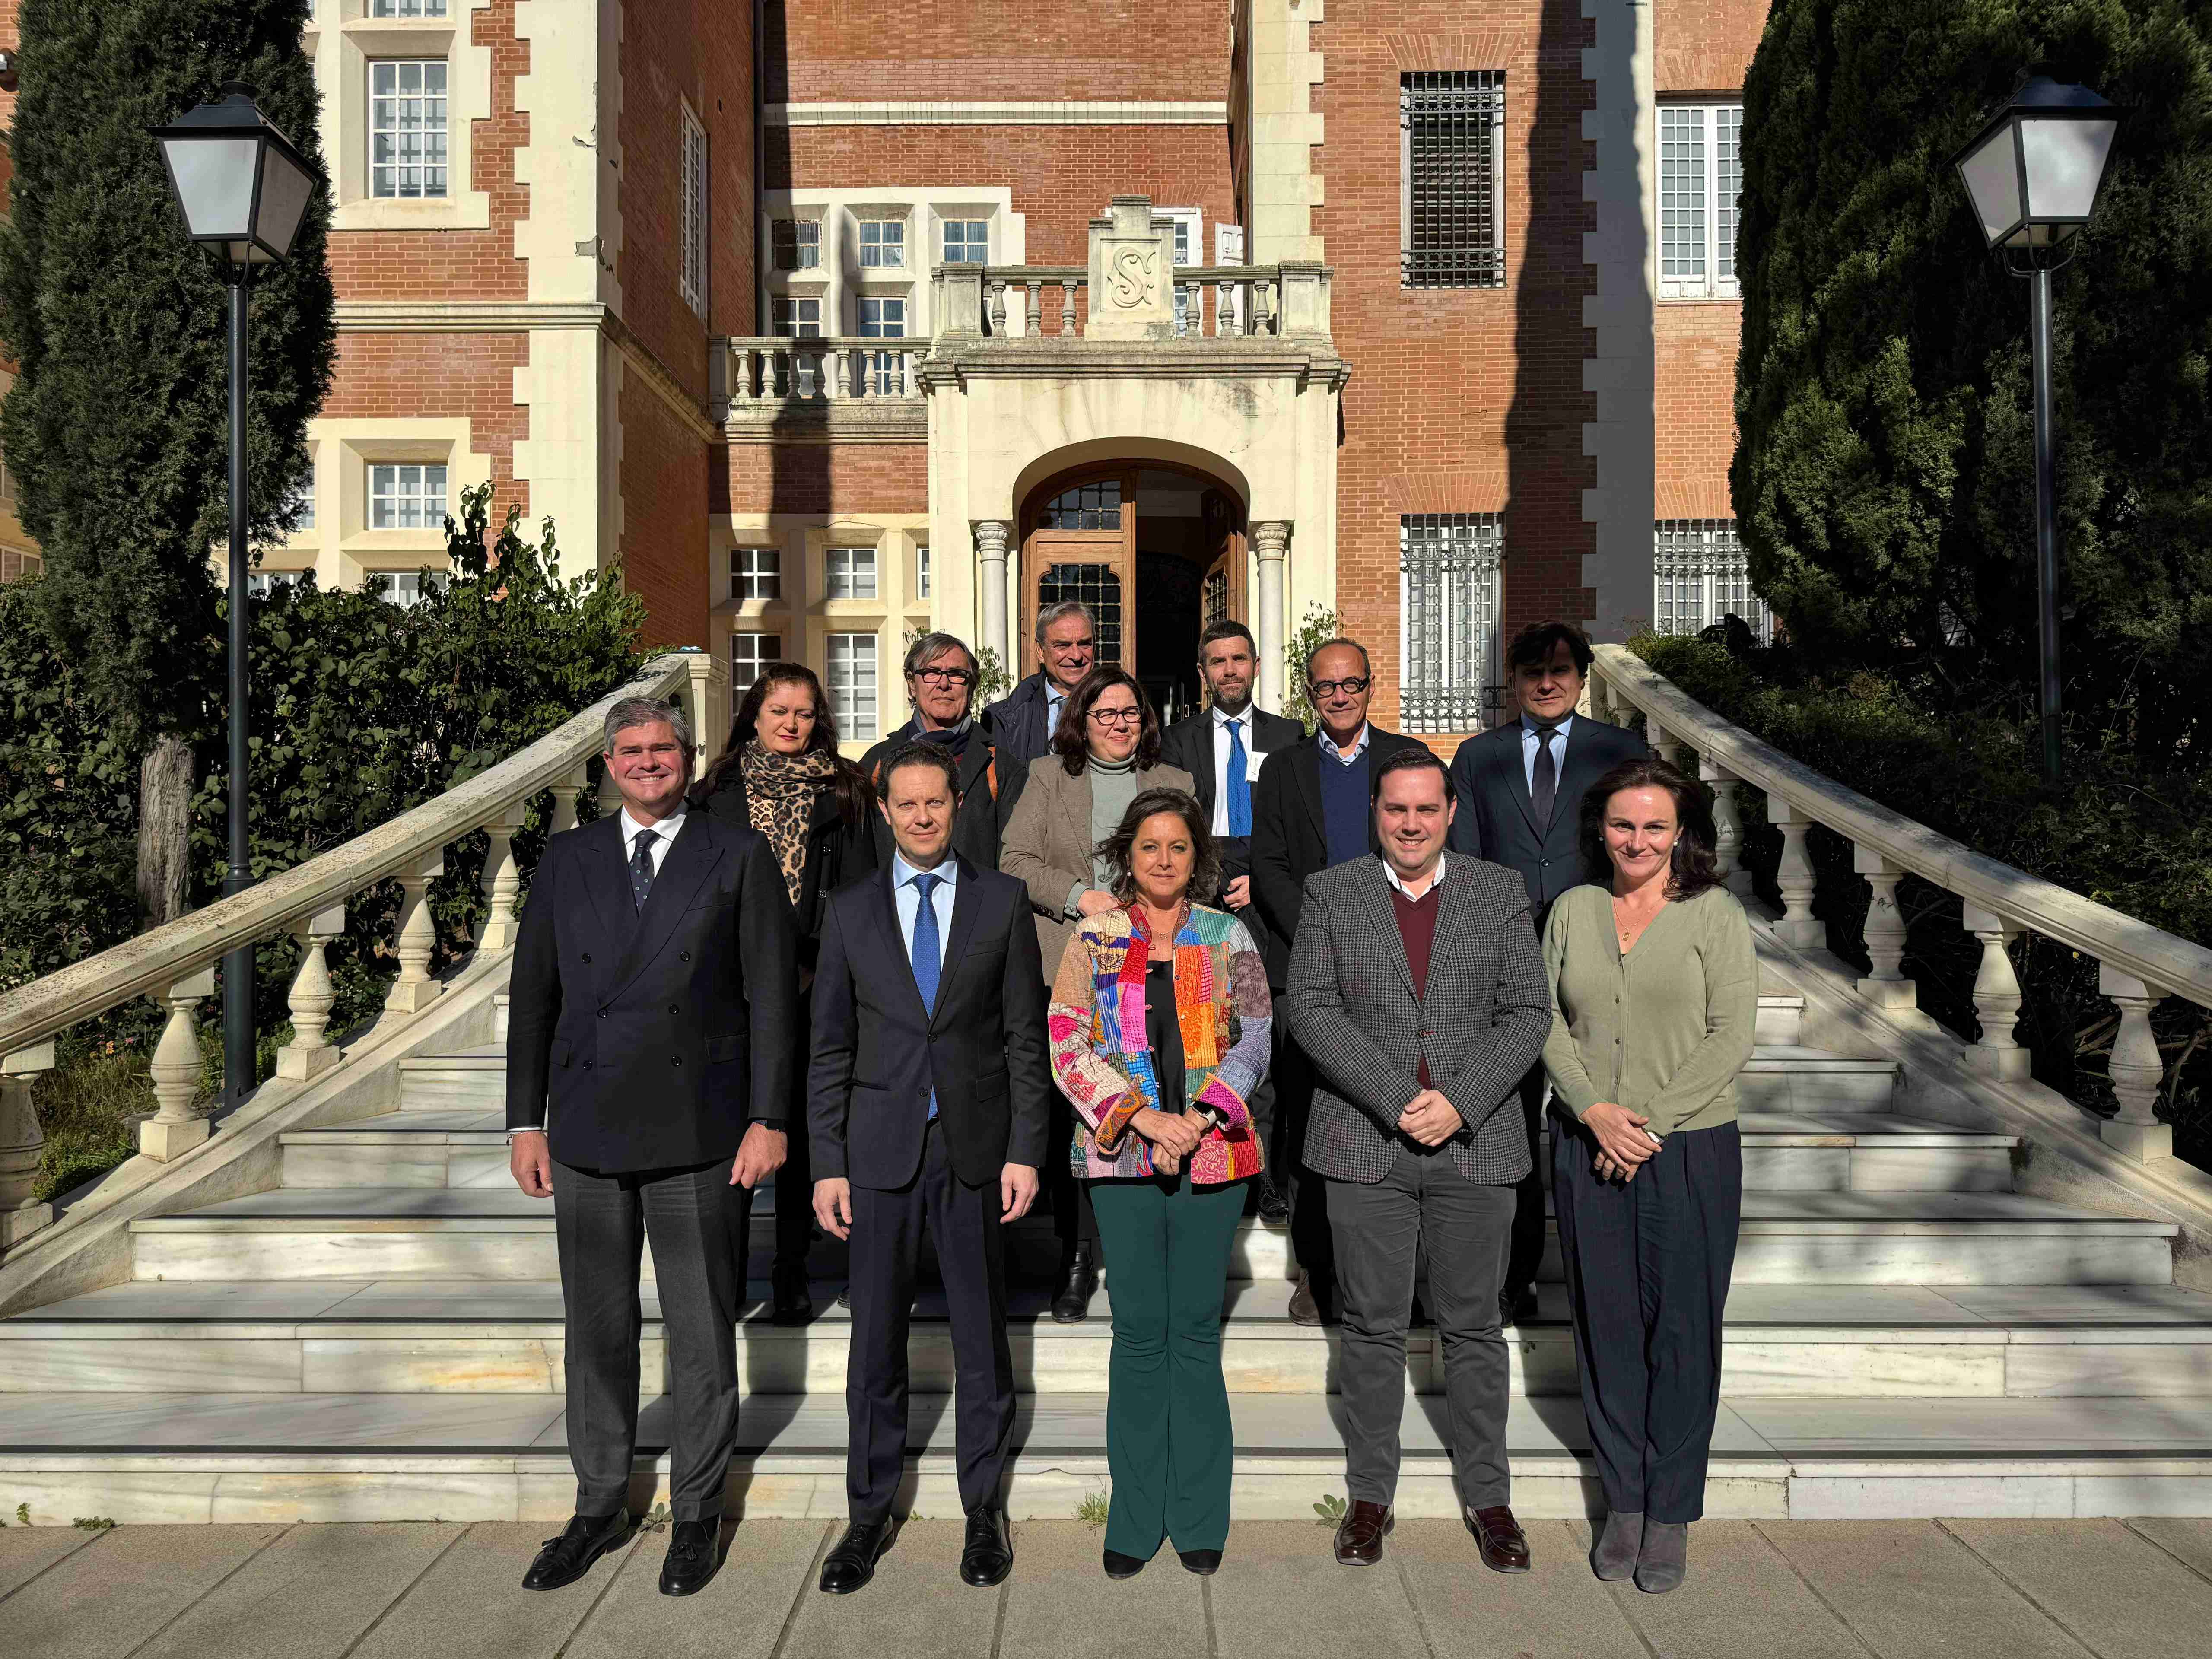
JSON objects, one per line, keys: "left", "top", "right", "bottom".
{"left": 860, "top": 631, "right": 1004, "bottom": 869}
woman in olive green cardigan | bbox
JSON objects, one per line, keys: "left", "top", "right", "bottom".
{"left": 1542, "top": 756, "right": 1755, "bottom": 1597}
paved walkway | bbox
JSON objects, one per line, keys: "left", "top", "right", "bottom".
{"left": 4, "top": 1516, "right": 2210, "bottom": 1658}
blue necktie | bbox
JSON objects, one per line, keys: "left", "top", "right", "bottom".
{"left": 911, "top": 872, "right": 942, "bottom": 1119}
{"left": 1225, "top": 718, "right": 1252, "bottom": 837}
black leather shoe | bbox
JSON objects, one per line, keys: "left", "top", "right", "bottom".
{"left": 658, "top": 1518, "right": 720, "bottom": 1596}
{"left": 819, "top": 1519, "right": 893, "bottom": 1594}
{"left": 771, "top": 1269, "right": 814, "bottom": 1325}
{"left": 1254, "top": 1172, "right": 1290, "bottom": 1224}
{"left": 835, "top": 1284, "right": 852, "bottom": 1309}
{"left": 1287, "top": 1269, "right": 1325, "bottom": 1328}
{"left": 960, "top": 1507, "right": 1014, "bottom": 1587}
{"left": 1103, "top": 1548, "right": 1146, "bottom": 1579}
{"left": 1178, "top": 1548, "right": 1223, "bottom": 1575}
{"left": 1500, "top": 1285, "right": 1539, "bottom": 1328}
{"left": 521, "top": 1508, "right": 630, "bottom": 1591}
{"left": 1052, "top": 1244, "right": 1098, "bottom": 1324}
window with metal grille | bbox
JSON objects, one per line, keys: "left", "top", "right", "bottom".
{"left": 731, "top": 631, "right": 782, "bottom": 691}
{"left": 858, "top": 219, "right": 905, "bottom": 268}
{"left": 1401, "top": 71, "right": 1505, "bottom": 289}
{"left": 1659, "top": 103, "right": 1744, "bottom": 299}
{"left": 1039, "top": 565, "right": 1123, "bottom": 666}
{"left": 1653, "top": 520, "right": 1771, "bottom": 641}
{"left": 730, "top": 547, "right": 780, "bottom": 602}
{"left": 1038, "top": 480, "right": 1121, "bottom": 530}
{"left": 942, "top": 219, "right": 988, "bottom": 263}
{"left": 827, "top": 546, "right": 878, "bottom": 601}
{"left": 369, "top": 464, "right": 448, "bottom": 531}
{"left": 679, "top": 105, "right": 708, "bottom": 317}
{"left": 772, "top": 220, "right": 820, "bottom": 271}
{"left": 371, "top": 0, "right": 448, "bottom": 15}
{"left": 826, "top": 632, "right": 879, "bottom": 738}
{"left": 858, "top": 296, "right": 906, "bottom": 394}
{"left": 1399, "top": 514, "right": 1503, "bottom": 733}
{"left": 1202, "top": 567, "right": 1228, "bottom": 630}
{"left": 369, "top": 61, "right": 448, "bottom": 199}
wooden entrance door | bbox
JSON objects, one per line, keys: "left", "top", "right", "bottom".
{"left": 1200, "top": 489, "right": 1247, "bottom": 633}
{"left": 1023, "top": 471, "right": 1138, "bottom": 676}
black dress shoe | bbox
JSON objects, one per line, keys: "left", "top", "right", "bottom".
{"left": 1052, "top": 1244, "right": 1099, "bottom": 1324}
{"left": 521, "top": 1508, "right": 631, "bottom": 1591}
{"left": 1103, "top": 1548, "right": 1147, "bottom": 1579}
{"left": 1177, "top": 1548, "right": 1223, "bottom": 1575}
{"left": 1500, "top": 1285, "right": 1539, "bottom": 1327}
{"left": 771, "top": 1270, "right": 814, "bottom": 1325}
{"left": 819, "top": 1519, "right": 893, "bottom": 1594}
{"left": 1287, "top": 1269, "right": 1324, "bottom": 1328}
{"left": 835, "top": 1284, "right": 851, "bottom": 1309}
{"left": 658, "top": 1518, "right": 720, "bottom": 1596}
{"left": 1254, "top": 1171, "right": 1290, "bottom": 1224}
{"left": 960, "top": 1507, "right": 1014, "bottom": 1587}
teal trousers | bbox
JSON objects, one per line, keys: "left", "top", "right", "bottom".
{"left": 1089, "top": 1174, "right": 1248, "bottom": 1558}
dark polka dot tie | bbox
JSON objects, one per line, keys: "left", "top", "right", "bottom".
{"left": 629, "top": 827, "right": 659, "bottom": 912}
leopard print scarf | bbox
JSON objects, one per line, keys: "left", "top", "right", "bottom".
{"left": 739, "top": 740, "right": 837, "bottom": 906}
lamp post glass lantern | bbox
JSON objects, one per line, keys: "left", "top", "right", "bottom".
{"left": 151, "top": 84, "right": 320, "bottom": 1109}
{"left": 1952, "top": 75, "right": 2121, "bottom": 787}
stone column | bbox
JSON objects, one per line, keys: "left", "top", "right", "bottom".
{"left": 142, "top": 968, "right": 216, "bottom": 1162}
{"left": 0, "top": 1042, "right": 56, "bottom": 1250}
{"left": 1767, "top": 797, "right": 1821, "bottom": 949}
{"left": 1960, "top": 903, "right": 2029, "bottom": 1079}
{"left": 975, "top": 520, "right": 1011, "bottom": 679}
{"left": 1252, "top": 521, "right": 1290, "bottom": 715}
{"left": 276, "top": 906, "right": 349, "bottom": 1083}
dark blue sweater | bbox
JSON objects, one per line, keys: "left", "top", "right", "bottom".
{"left": 1319, "top": 747, "right": 1372, "bottom": 869}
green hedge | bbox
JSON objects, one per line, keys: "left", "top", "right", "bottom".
{"left": 1628, "top": 632, "right": 2211, "bottom": 1167}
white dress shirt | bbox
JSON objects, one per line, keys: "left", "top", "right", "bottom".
{"left": 892, "top": 850, "right": 959, "bottom": 973}
{"left": 1208, "top": 704, "right": 1260, "bottom": 836}
{"left": 620, "top": 803, "right": 686, "bottom": 873}
{"left": 1381, "top": 853, "right": 1447, "bottom": 903}
{"left": 1520, "top": 712, "right": 1575, "bottom": 795}
{"left": 1318, "top": 722, "right": 1373, "bottom": 767}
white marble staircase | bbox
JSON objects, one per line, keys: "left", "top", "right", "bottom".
{"left": 5, "top": 987, "right": 2212, "bottom": 1526}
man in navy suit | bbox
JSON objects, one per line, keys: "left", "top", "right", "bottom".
{"left": 1446, "top": 620, "right": 1646, "bottom": 1325}
{"left": 807, "top": 741, "right": 1051, "bottom": 1595}
{"left": 507, "top": 696, "right": 798, "bottom": 1599}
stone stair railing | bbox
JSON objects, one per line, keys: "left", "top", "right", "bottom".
{"left": 1591, "top": 643, "right": 2212, "bottom": 1165}
{"left": 0, "top": 650, "right": 721, "bottom": 1252}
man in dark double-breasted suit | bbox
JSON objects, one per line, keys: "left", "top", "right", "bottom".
{"left": 507, "top": 697, "right": 797, "bottom": 1599}
{"left": 807, "top": 740, "right": 1052, "bottom": 1595}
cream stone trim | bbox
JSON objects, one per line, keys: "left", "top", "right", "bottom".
{"left": 512, "top": 0, "right": 617, "bottom": 307}
{"left": 1241, "top": 0, "right": 1325, "bottom": 261}
{"left": 762, "top": 187, "right": 1025, "bottom": 341}
{"left": 305, "top": 1, "right": 495, "bottom": 234}
{"left": 766, "top": 102, "right": 1228, "bottom": 127}
{"left": 256, "top": 418, "right": 489, "bottom": 593}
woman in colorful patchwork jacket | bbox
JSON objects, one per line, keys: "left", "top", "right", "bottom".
{"left": 1046, "top": 786, "right": 1273, "bottom": 1582}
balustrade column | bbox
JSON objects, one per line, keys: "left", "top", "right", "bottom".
{"left": 1025, "top": 282, "right": 1042, "bottom": 335}
{"left": 1767, "top": 797, "right": 1821, "bottom": 948}
{"left": 988, "top": 282, "right": 1008, "bottom": 334}
{"left": 477, "top": 807, "right": 528, "bottom": 952}
{"left": 2098, "top": 963, "right": 2174, "bottom": 1161}
{"left": 976, "top": 520, "right": 1012, "bottom": 679}
{"left": 1649, "top": 723, "right": 1687, "bottom": 771}
{"left": 1252, "top": 521, "right": 1290, "bottom": 715}
{"left": 383, "top": 853, "right": 447, "bottom": 1017}
{"left": 549, "top": 769, "right": 586, "bottom": 835}
{"left": 141, "top": 968, "right": 216, "bottom": 1161}
{"left": 0, "top": 1042, "right": 56, "bottom": 1249}
{"left": 276, "top": 906, "right": 349, "bottom": 1082}
{"left": 1699, "top": 756, "right": 1750, "bottom": 895}
{"left": 1060, "top": 280, "right": 1079, "bottom": 336}
{"left": 1959, "top": 903, "right": 2029, "bottom": 1078}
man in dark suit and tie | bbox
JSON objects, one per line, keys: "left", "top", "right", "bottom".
{"left": 807, "top": 741, "right": 1051, "bottom": 1594}
{"left": 858, "top": 631, "right": 1003, "bottom": 869}
{"left": 1446, "top": 620, "right": 1647, "bottom": 1325}
{"left": 1249, "top": 637, "right": 1426, "bottom": 1324}
{"left": 507, "top": 696, "right": 798, "bottom": 1598}
{"left": 981, "top": 599, "right": 1096, "bottom": 825}
{"left": 1160, "top": 618, "right": 1303, "bottom": 1223}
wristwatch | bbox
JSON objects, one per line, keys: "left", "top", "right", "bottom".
{"left": 1189, "top": 1103, "right": 1224, "bottom": 1132}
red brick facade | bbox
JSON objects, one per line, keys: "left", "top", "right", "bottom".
{"left": 720, "top": 442, "right": 929, "bottom": 517}
{"left": 324, "top": 332, "right": 531, "bottom": 524}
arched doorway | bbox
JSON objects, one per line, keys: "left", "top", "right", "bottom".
{"left": 1020, "top": 462, "right": 1247, "bottom": 724}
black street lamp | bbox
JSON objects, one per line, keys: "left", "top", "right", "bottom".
{"left": 1953, "top": 74, "right": 2121, "bottom": 788}
{"left": 151, "top": 84, "right": 320, "bottom": 1107}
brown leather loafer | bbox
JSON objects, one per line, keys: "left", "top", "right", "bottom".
{"left": 1333, "top": 1499, "right": 1393, "bottom": 1566}
{"left": 1468, "top": 1504, "right": 1531, "bottom": 1573}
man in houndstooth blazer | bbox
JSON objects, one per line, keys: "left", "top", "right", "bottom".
{"left": 1286, "top": 748, "right": 1552, "bottom": 1573}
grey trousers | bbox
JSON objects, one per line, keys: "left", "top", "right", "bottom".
{"left": 1328, "top": 1145, "right": 1515, "bottom": 1509}
{"left": 553, "top": 1154, "right": 747, "bottom": 1522}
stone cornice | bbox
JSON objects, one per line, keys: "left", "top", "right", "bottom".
{"left": 721, "top": 402, "right": 929, "bottom": 443}
{"left": 915, "top": 338, "right": 1352, "bottom": 394}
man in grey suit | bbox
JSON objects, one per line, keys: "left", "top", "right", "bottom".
{"left": 1447, "top": 621, "right": 1647, "bottom": 1325}
{"left": 1287, "top": 748, "right": 1552, "bottom": 1574}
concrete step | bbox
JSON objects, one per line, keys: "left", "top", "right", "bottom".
{"left": 9, "top": 1281, "right": 2210, "bottom": 1401}
{"left": 279, "top": 1108, "right": 2018, "bottom": 1194}
{"left": 4, "top": 1389, "right": 2209, "bottom": 1522}
{"left": 126, "top": 1189, "right": 2177, "bottom": 1287}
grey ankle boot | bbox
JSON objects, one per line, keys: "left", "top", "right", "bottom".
{"left": 1634, "top": 1519, "right": 1688, "bottom": 1593}
{"left": 1590, "top": 1510, "right": 1641, "bottom": 1581}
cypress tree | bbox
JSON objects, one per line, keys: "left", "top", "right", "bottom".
{"left": 1734, "top": 0, "right": 2212, "bottom": 761}
{"left": 0, "top": 0, "right": 335, "bottom": 924}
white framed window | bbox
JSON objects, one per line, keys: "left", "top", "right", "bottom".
{"left": 858, "top": 219, "right": 905, "bottom": 268}
{"left": 1152, "top": 207, "right": 1203, "bottom": 336}
{"left": 771, "top": 297, "right": 821, "bottom": 337}
{"left": 915, "top": 543, "right": 931, "bottom": 601}
{"left": 246, "top": 571, "right": 295, "bottom": 598}
{"left": 369, "top": 463, "right": 448, "bottom": 531}
{"left": 369, "top": 61, "right": 449, "bottom": 200}
{"left": 772, "top": 219, "right": 820, "bottom": 271}
{"left": 1653, "top": 520, "right": 1771, "bottom": 641}
{"left": 369, "top": 570, "right": 448, "bottom": 609}
{"left": 679, "top": 104, "right": 708, "bottom": 317}
{"left": 730, "top": 547, "right": 781, "bottom": 602}
{"left": 1402, "top": 71, "right": 1506, "bottom": 289}
{"left": 942, "top": 219, "right": 988, "bottom": 264}
{"left": 858, "top": 296, "right": 906, "bottom": 394}
{"left": 290, "top": 464, "right": 316, "bottom": 531}
{"left": 371, "top": 0, "right": 449, "bottom": 15}
{"left": 826, "top": 632, "right": 879, "bottom": 739}
{"left": 731, "top": 631, "right": 782, "bottom": 690}
{"left": 1659, "top": 103, "right": 1744, "bottom": 299}
{"left": 826, "top": 545, "right": 878, "bottom": 601}
{"left": 1399, "top": 513, "right": 1503, "bottom": 733}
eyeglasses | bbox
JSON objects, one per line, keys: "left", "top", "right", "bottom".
{"left": 1087, "top": 706, "right": 1144, "bottom": 728}
{"left": 1307, "top": 676, "right": 1371, "bottom": 698}
{"left": 912, "top": 667, "right": 975, "bottom": 687}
